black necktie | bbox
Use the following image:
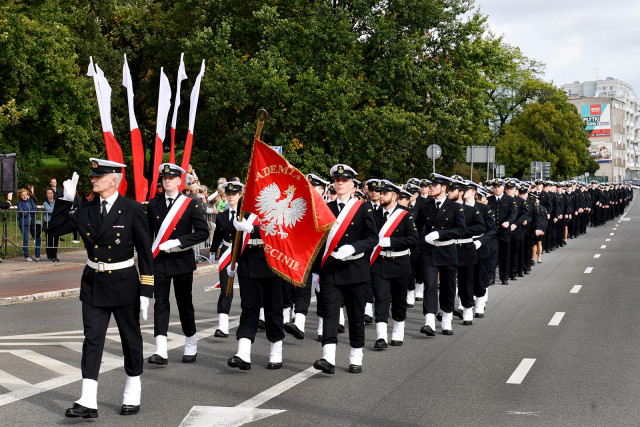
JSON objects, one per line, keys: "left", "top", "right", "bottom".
{"left": 167, "top": 197, "right": 174, "bottom": 210}
{"left": 101, "top": 200, "right": 108, "bottom": 222}
{"left": 383, "top": 212, "right": 389, "bottom": 222}
{"left": 436, "top": 201, "right": 441, "bottom": 210}
{"left": 338, "top": 202, "right": 345, "bottom": 212}
{"left": 230, "top": 210, "right": 236, "bottom": 222}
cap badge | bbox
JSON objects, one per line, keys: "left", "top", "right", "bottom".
{"left": 91, "top": 161, "right": 98, "bottom": 169}
{"left": 338, "top": 165, "right": 344, "bottom": 173}
{"left": 164, "top": 165, "right": 170, "bottom": 173}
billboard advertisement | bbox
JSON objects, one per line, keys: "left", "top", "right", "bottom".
{"left": 581, "top": 104, "right": 611, "bottom": 137}
{"left": 589, "top": 142, "right": 612, "bottom": 163}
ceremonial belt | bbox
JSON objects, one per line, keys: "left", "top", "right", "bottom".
{"left": 333, "top": 252, "right": 364, "bottom": 261}
{"left": 222, "top": 240, "right": 232, "bottom": 247}
{"left": 456, "top": 238, "right": 474, "bottom": 244}
{"left": 427, "top": 239, "right": 456, "bottom": 247}
{"left": 247, "top": 238, "right": 264, "bottom": 246}
{"left": 152, "top": 195, "right": 192, "bottom": 258}
{"left": 163, "top": 246, "right": 192, "bottom": 253}
{"left": 322, "top": 198, "right": 363, "bottom": 267}
{"left": 472, "top": 234, "right": 484, "bottom": 240}
{"left": 87, "top": 258, "right": 134, "bottom": 272}
{"left": 379, "top": 249, "right": 410, "bottom": 258}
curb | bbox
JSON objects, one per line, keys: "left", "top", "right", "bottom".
{"left": 0, "top": 264, "right": 218, "bottom": 306}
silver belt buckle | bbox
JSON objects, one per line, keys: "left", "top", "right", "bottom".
{"left": 97, "top": 262, "right": 106, "bottom": 272}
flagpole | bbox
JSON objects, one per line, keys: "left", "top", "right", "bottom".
{"left": 226, "top": 109, "right": 268, "bottom": 297}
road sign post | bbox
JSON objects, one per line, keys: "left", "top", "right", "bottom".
{"left": 427, "top": 144, "right": 442, "bottom": 174}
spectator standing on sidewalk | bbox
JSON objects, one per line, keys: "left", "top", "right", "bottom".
{"left": 17, "top": 188, "right": 41, "bottom": 262}
{"left": 42, "top": 188, "right": 60, "bottom": 262}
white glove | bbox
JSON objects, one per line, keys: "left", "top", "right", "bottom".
{"left": 140, "top": 296, "right": 149, "bottom": 321}
{"left": 473, "top": 240, "right": 482, "bottom": 250}
{"left": 233, "top": 217, "right": 253, "bottom": 233}
{"left": 226, "top": 265, "right": 237, "bottom": 278}
{"left": 379, "top": 237, "right": 391, "bottom": 248}
{"left": 312, "top": 273, "right": 320, "bottom": 292}
{"left": 62, "top": 172, "right": 79, "bottom": 202}
{"left": 332, "top": 244, "right": 356, "bottom": 260}
{"left": 159, "top": 239, "right": 181, "bottom": 251}
{"left": 209, "top": 253, "right": 216, "bottom": 264}
{"left": 425, "top": 231, "right": 439, "bottom": 242}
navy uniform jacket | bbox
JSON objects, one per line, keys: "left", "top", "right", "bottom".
{"left": 475, "top": 202, "right": 497, "bottom": 259}
{"left": 209, "top": 205, "right": 238, "bottom": 257}
{"left": 511, "top": 196, "right": 532, "bottom": 238}
{"left": 313, "top": 199, "right": 378, "bottom": 285}
{"left": 533, "top": 203, "right": 548, "bottom": 233}
{"left": 456, "top": 202, "right": 485, "bottom": 266}
{"left": 48, "top": 195, "right": 154, "bottom": 306}
{"left": 414, "top": 197, "right": 466, "bottom": 267}
{"left": 521, "top": 197, "right": 536, "bottom": 234}
{"left": 370, "top": 205, "right": 419, "bottom": 278}
{"left": 486, "top": 194, "right": 517, "bottom": 242}
{"left": 147, "top": 193, "right": 209, "bottom": 276}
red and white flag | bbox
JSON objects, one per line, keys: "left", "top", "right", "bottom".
{"left": 242, "top": 139, "right": 336, "bottom": 286}
{"left": 87, "top": 57, "right": 127, "bottom": 196}
{"left": 169, "top": 53, "right": 188, "bottom": 165}
{"left": 179, "top": 60, "right": 205, "bottom": 192}
{"left": 149, "top": 67, "right": 172, "bottom": 199}
{"left": 122, "top": 54, "right": 148, "bottom": 203}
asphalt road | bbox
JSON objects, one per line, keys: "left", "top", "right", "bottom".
{"left": 0, "top": 198, "right": 637, "bottom": 426}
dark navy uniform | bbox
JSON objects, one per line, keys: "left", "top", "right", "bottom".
{"left": 486, "top": 186, "right": 517, "bottom": 284}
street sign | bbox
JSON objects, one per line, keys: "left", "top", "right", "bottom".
{"left": 426, "top": 144, "right": 442, "bottom": 159}
{"left": 465, "top": 146, "right": 495, "bottom": 163}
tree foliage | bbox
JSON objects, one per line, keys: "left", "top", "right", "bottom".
{"left": 0, "top": 0, "right": 597, "bottom": 189}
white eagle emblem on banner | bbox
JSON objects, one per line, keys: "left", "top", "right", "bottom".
{"left": 256, "top": 183, "right": 307, "bottom": 239}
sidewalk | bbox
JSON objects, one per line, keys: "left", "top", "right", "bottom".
{"left": 0, "top": 249, "right": 217, "bottom": 305}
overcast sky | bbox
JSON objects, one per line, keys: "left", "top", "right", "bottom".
{"left": 475, "top": 0, "right": 640, "bottom": 95}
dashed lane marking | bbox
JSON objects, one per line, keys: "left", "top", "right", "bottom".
{"left": 584, "top": 267, "right": 593, "bottom": 274}
{"left": 506, "top": 358, "right": 536, "bottom": 384}
{"left": 570, "top": 285, "right": 582, "bottom": 293}
{"left": 548, "top": 312, "right": 565, "bottom": 326}
{"left": 594, "top": 254, "right": 601, "bottom": 259}
{"left": 600, "top": 245, "right": 607, "bottom": 249}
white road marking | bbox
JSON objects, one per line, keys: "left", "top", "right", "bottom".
{"left": 0, "top": 370, "right": 32, "bottom": 392}
{"left": 506, "top": 358, "right": 536, "bottom": 384}
{"left": 606, "top": 238, "right": 611, "bottom": 242}
{"left": 584, "top": 267, "right": 593, "bottom": 274}
{"left": 507, "top": 411, "right": 540, "bottom": 416}
{"left": 180, "top": 367, "right": 319, "bottom": 426}
{"left": 548, "top": 312, "right": 565, "bottom": 326}
{"left": 570, "top": 285, "right": 582, "bottom": 293}
{"left": 621, "top": 218, "right": 631, "bottom": 222}
{"left": 613, "top": 228, "right": 617, "bottom": 230}
{"left": 610, "top": 233, "right": 614, "bottom": 236}
{"left": 600, "top": 245, "right": 607, "bottom": 249}
{"left": 594, "top": 254, "right": 601, "bottom": 259}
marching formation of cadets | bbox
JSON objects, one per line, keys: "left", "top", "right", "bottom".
{"left": 56, "top": 158, "right": 633, "bottom": 418}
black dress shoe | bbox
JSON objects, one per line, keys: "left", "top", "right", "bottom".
{"left": 453, "top": 308, "right": 463, "bottom": 319}
{"left": 463, "top": 320, "right": 473, "bottom": 326}
{"left": 415, "top": 296, "right": 423, "bottom": 301}
{"left": 147, "top": 354, "right": 168, "bottom": 365}
{"left": 442, "top": 329, "right": 453, "bottom": 336}
{"left": 407, "top": 303, "right": 414, "bottom": 308}
{"left": 348, "top": 364, "right": 362, "bottom": 374}
{"left": 390, "top": 340, "right": 403, "bottom": 346}
{"left": 510, "top": 275, "right": 517, "bottom": 281}
{"left": 120, "top": 404, "right": 139, "bottom": 415}
{"left": 214, "top": 329, "right": 228, "bottom": 338}
{"left": 284, "top": 322, "right": 305, "bottom": 340}
{"left": 420, "top": 325, "right": 435, "bottom": 336}
{"left": 474, "top": 312, "right": 484, "bottom": 318}
{"left": 182, "top": 354, "right": 197, "bottom": 363}
{"left": 373, "top": 339, "right": 387, "bottom": 349}
{"left": 523, "top": 270, "right": 530, "bottom": 275}
{"left": 436, "top": 312, "right": 442, "bottom": 322}
{"left": 313, "top": 358, "right": 335, "bottom": 374}
{"left": 258, "top": 320, "right": 266, "bottom": 330}
{"left": 266, "top": 362, "right": 282, "bottom": 370}
{"left": 501, "top": 280, "right": 509, "bottom": 285}
{"left": 228, "top": 356, "right": 251, "bottom": 370}
{"left": 364, "top": 315, "right": 373, "bottom": 324}
{"left": 338, "top": 324, "right": 345, "bottom": 333}
{"left": 517, "top": 273, "right": 524, "bottom": 278}
{"left": 317, "top": 335, "right": 322, "bottom": 342}
{"left": 65, "top": 403, "right": 98, "bottom": 418}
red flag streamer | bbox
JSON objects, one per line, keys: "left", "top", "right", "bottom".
{"left": 87, "top": 57, "right": 127, "bottom": 195}
{"left": 149, "top": 68, "right": 172, "bottom": 199}
{"left": 122, "top": 54, "right": 148, "bottom": 202}
{"left": 179, "top": 60, "right": 205, "bottom": 192}
{"left": 242, "top": 139, "right": 336, "bottom": 286}
{"left": 170, "top": 53, "right": 188, "bottom": 165}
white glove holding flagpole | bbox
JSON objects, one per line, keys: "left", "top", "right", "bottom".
{"left": 140, "top": 296, "right": 149, "bottom": 321}
{"left": 312, "top": 273, "right": 320, "bottom": 292}
{"left": 62, "top": 172, "right": 79, "bottom": 202}
{"left": 227, "top": 265, "right": 237, "bottom": 278}
{"left": 379, "top": 237, "right": 391, "bottom": 248}
{"left": 233, "top": 217, "right": 253, "bottom": 233}
{"left": 332, "top": 245, "right": 356, "bottom": 260}
{"left": 159, "top": 239, "right": 181, "bottom": 251}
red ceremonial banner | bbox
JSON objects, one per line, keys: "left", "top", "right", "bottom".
{"left": 243, "top": 139, "right": 335, "bottom": 286}
{"left": 104, "top": 131, "right": 127, "bottom": 196}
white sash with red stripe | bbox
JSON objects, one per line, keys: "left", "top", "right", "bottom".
{"left": 152, "top": 195, "right": 192, "bottom": 258}
{"left": 321, "top": 198, "right": 362, "bottom": 266}
{"left": 370, "top": 208, "right": 408, "bottom": 265}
